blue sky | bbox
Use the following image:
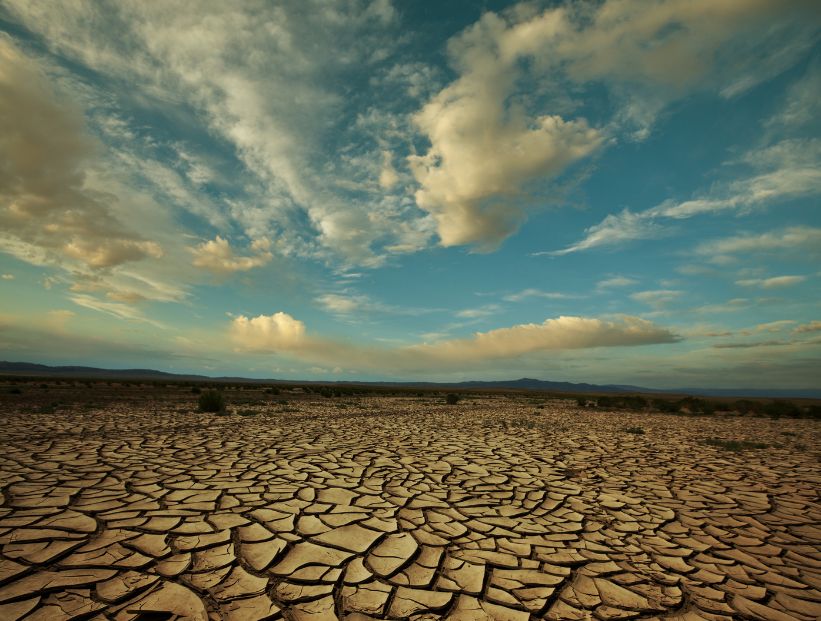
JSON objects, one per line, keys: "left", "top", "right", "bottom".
{"left": 0, "top": 0, "right": 819, "bottom": 388}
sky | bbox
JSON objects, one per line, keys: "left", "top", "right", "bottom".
{"left": 0, "top": 0, "right": 819, "bottom": 389}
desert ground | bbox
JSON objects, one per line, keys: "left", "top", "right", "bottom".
{"left": 0, "top": 384, "right": 819, "bottom": 620}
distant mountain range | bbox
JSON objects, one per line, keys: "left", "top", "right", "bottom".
{"left": 1, "top": 361, "right": 818, "bottom": 399}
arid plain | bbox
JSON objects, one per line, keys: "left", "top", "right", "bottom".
{"left": 0, "top": 384, "right": 819, "bottom": 621}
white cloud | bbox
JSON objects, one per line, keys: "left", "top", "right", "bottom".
{"left": 1, "top": 0, "right": 427, "bottom": 268}
{"left": 229, "top": 311, "right": 679, "bottom": 371}
{"left": 316, "top": 293, "right": 367, "bottom": 315}
{"left": 1, "top": 274, "right": 14, "bottom": 280}
{"left": 695, "top": 226, "right": 821, "bottom": 257}
{"left": 378, "top": 150, "right": 399, "bottom": 190}
{"left": 736, "top": 275, "right": 807, "bottom": 289}
{"left": 69, "top": 294, "right": 167, "bottom": 328}
{"left": 597, "top": 276, "right": 638, "bottom": 289}
{"left": 230, "top": 312, "right": 307, "bottom": 352}
{"left": 550, "top": 138, "right": 821, "bottom": 254}
{"left": 503, "top": 289, "right": 572, "bottom": 302}
{"left": 406, "top": 316, "right": 679, "bottom": 364}
{"left": 191, "top": 236, "right": 272, "bottom": 274}
{"left": 455, "top": 305, "right": 499, "bottom": 319}
{"left": 543, "top": 209, "right": 665, "bottom": 256}
{"left": 0, "top": 36, "right": 164, "bottom": 270}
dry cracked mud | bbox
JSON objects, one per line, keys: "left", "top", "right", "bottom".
{"left": 0, "top": 391, "right": 819, "bottom": 620}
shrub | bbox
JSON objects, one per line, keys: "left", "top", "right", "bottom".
{"left": 198, "top": 390, "right": 225, "bottom": 413}
{"left": 445, "top": 393, "right": 460, "bottom": 405}
{"left": 8, "top": 386, "right": 22, "bottom": 394}
{"left": 624, "top": 427, "right": 645, "bottom": 434}
{"left": 191, "top": 386, "right": 201, "bottom": 394}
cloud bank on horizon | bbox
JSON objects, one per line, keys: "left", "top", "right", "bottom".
{"left": 0, "top": 0, "right": 819, "bottom": 388}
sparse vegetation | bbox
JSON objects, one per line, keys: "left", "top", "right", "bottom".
{"left": 624, "top": 426, "right": 645, "bottom": 434}
{"left": 191, "top": 386, "right": 201, "bottom": 394}
{"left": 445, "top": 393, "right": 460, "bottom": 405}
{"left": 198, "top": 390, "right": 225, "bottom": 413}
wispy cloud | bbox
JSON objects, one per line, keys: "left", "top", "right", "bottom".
{"left": 69, "top": 294, "right": 167, "bottom": 329}
{"left": 547, "top": 139, "right": 821, "bottom": 255}
{"left": 630, "top": 290, "right": 682, "bottom": 309}
{"left": 736, "top": 275, "right": 806, "bottom": 289}
{"left": 695, "top": 226, "right": 821, "bottom": 257}
{"left": 502, "top": 289, "right": 572, "bottom": 303}
{"left": 596, "top": 276, "right": 638, "bottom": 290}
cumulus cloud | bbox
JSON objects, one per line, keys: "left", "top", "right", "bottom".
{"left": 191, "top": 236, "right": 272, "bottom": 274}
{"left": 230, "top": 312, "right": 307, "bottom": 352}
{"left": 229, "top": 312, "right": 678, "bottom": 371}
{"left": 409, "top": 8, "right": 602, "bottom": 249}
{"left": 736, "top": 275, "right": 806, "bottom": 289}
{"left": 0, "top": 36, "right": 164, "bottom": 271}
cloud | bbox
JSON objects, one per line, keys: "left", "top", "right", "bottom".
{"left": 191, "top": 236, "right": 272, "bottom": 274}
{"left": 229, "top": 312, "right": 679, "bottom": 371}
{"left": 406, "top": 316, "right": 679, "bottom": 364}
{"left": 794, "top": 320, "right": 821, "bottom": 334}
{"left": 378, "top": 150, "right": 399, "bottom": 189}
{"left": 543, "top": 209, "right": 666, "bottom": 256}
{"left": 1, "top": 274, "right": 14, "bottom": 280}
{"left": 736, "top": 275, "right": 806, "bottom": 289}
{"left": 597, "top": 276, "right": 638, "bottom": 289}
{"left": 69, "top": 294, "right": 167, "bottom": 329}
{"left": 713, "top": 340, "right": 789, "bottom": 349}
{"left": 454, "top": 305, "right": 499, "bottom": 319}
{"left": 1, "top": 1, "right": 430, "bottom": 268}
{"left": 550, "top": 139, "right": 821, "bottom": 254}
{"left": 755, "top": 320, "right": 796, "bottom": 333}
{"left": 695, "top": 226, "right": 821, "bottom": 257}
{"left": 409, "top": 9, "right": 603, "bottom": 250}
{"left": 230, "top": 312, "right": 307, "bottom": 352}
{"left": 0, "top": 36, "right": 165, "bottom": 270}
{"left": 316, "top": 294, "right": 364, "bottom": 315}
{"left": 503, "top": 289, "right": 572, "bottom": 302}
{"left": 630, "top": 290, "right": 682, "bottom": 308}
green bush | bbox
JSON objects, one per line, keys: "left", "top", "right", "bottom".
{"left": 198, "top": 390, "right": 225, "bottom": 413}
{"left": 445, "top": 393, "right": 460, "bottom": 405}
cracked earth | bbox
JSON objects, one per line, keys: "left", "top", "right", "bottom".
{"left": 0, "top": 391, "right": 819, "bottom": 620}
